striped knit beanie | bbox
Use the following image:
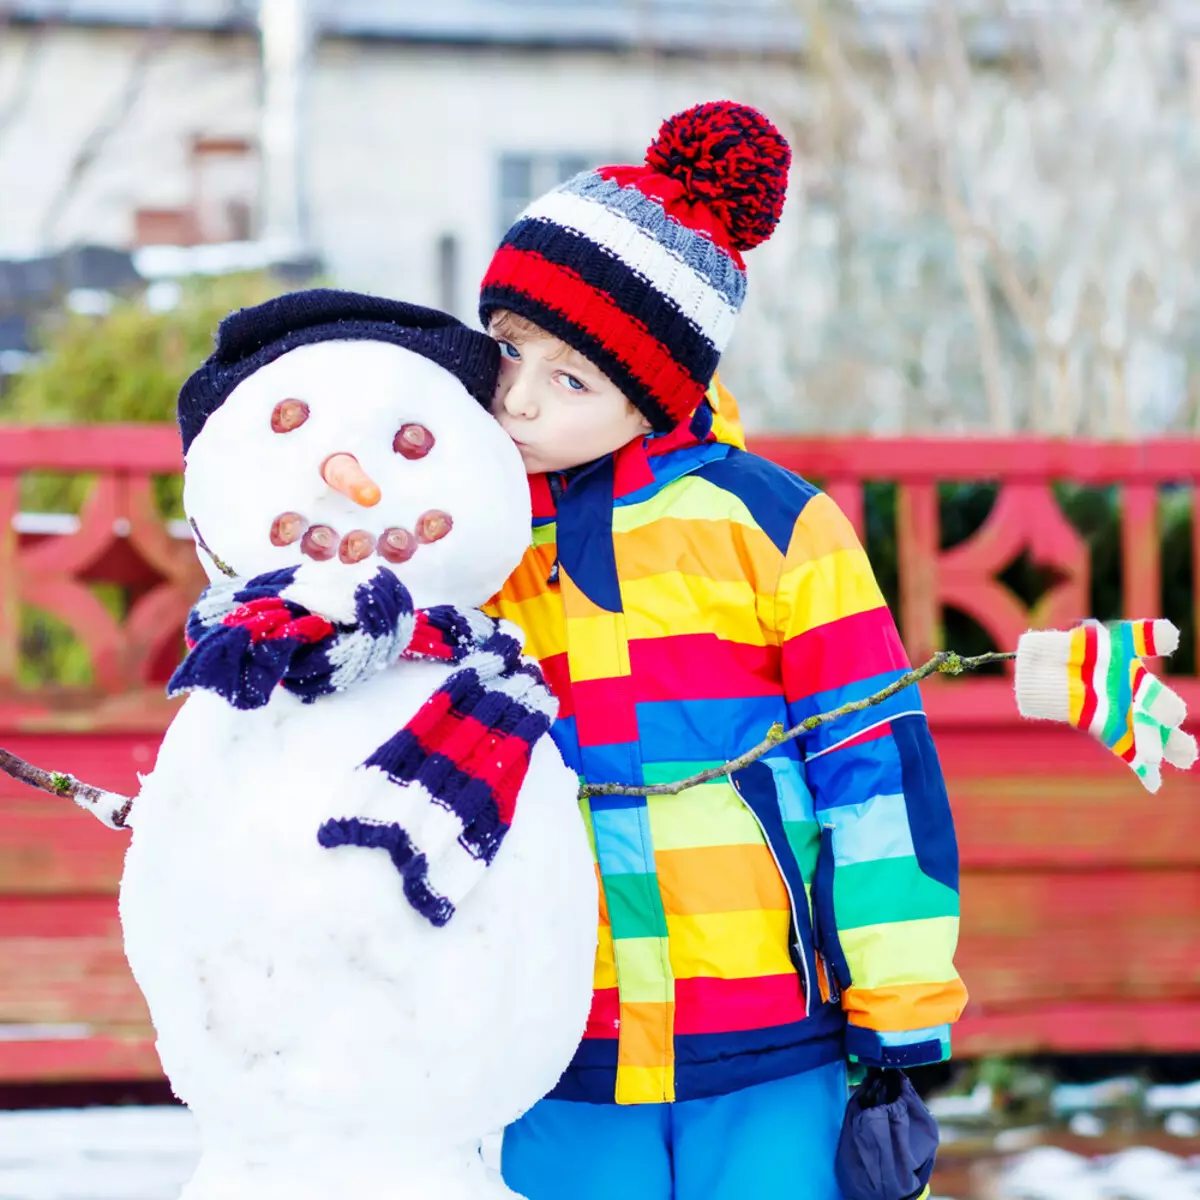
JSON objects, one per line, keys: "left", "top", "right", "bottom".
{"left": 479, "top": 100, "right": 791, "bottom": 432}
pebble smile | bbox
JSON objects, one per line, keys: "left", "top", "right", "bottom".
{"left": 272, "top": 510, "right": 455, "bottom": 562}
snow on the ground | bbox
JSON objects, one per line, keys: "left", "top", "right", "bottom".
{"left": 1, "top": 1106, "right": 1198, "bottom": 1199}
{"left": 0, "top": 1109, "right": 506, "bottom": 1200}
{"left": 0, "top": 1108, "right": 197, "bottom": 1200}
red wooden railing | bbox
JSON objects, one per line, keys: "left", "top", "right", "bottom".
{"left": 1, "top": 427, "right": 1198, "bottom": 1083}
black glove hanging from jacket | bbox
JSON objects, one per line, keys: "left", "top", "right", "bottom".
{"left": 835, "top": 1067, "right": 940, "bottom": 1200}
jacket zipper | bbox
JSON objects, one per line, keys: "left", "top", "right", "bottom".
{"left": 546, "top": 471, "right": 566, "bottom": 585}
{"left": 730, "top": 774, "right": 812, "bottom": 1017}
{"left": 814, "top": 824, "right": 852, "bottom": 994}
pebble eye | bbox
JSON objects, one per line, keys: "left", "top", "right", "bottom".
{"left": 394, "top": 423, "right": 434, "bottom": 460}
{"left": 271, "top": 399, "right": 310, "bottom": 433}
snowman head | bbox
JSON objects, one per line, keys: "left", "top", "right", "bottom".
{"left": 179, "top": 290, "right": 526, "bottom": 609}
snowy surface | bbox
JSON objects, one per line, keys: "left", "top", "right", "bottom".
{"left": 3, "top": 1106, "right": 1199, "bottom": 1200}
{"left": 0, "top": 1109, "right": 507, "bottom": 1200}
{"left": 0, "top": 1108, "right": 198, "bottom": 1200}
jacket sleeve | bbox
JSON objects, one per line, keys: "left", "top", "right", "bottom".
{"left": 773, "top": 491, "right": 968, "bottom": 1068}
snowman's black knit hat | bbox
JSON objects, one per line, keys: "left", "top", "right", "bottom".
{"left": 178, "top": 288, "right": 500, "bottom": 455}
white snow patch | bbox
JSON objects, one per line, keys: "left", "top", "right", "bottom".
{"left": 0, "top": 1108, "right": 511, "bottom": 1199}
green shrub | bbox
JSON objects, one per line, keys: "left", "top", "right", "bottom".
{"left": 1, "top": 273, "right": 282, "bottom": 517}
{"left": 2, "top": 273, "right": 283, "bottom": 686}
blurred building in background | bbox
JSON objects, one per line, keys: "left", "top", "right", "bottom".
{"left": 1, "top": 0, "right": 1199, "bottom": 435}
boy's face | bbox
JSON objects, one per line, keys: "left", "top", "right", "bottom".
{"left": 488, "top": 318, "right": 652, "bottom": 475}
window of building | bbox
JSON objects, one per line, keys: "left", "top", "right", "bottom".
{"left": 133, "top": 135, "right": 257, "bottom": 247}
{"left": 496, "top": 152, "right": 616, "bottom": 237}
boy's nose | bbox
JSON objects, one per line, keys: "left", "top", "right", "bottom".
{"left": 498, "top": 375, "right": 537, "bottom": 420}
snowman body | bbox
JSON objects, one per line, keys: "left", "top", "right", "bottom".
{"left": 118, "top": 333, "right": 597, "bottom": 1199}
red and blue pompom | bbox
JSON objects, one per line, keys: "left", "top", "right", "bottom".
{"left": 645, "top": 100, "right": 791, "bottom": 251}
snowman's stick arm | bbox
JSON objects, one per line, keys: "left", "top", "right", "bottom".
{"left": 580, "top": 649, "right": 1014, "bottom": 799}
{"left": 0, "top": 746, "right": 133, "bottom": 829}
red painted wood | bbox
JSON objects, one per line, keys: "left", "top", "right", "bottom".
{"left": 0, "top": 733, "right": 163, "bottom": 795}
{"left": 1121, "top": 484, "right": 1161, "bottom": 622}
{"left": 0, "top": 896, "right": 148, "bottom": 1026}
{"left": 747, "top": 436, "right": 1200, "bottom": 483}
{"left": 956, "top": 1003, "right": 1200, "bottom": 1055}
{"left": 0, "top": 1036, "right": 161, "bottom": 1083}
{"left": 957, "top": 871, "right": 1200, "bottom": 1005}
{"left": 1, "top": 427, "right": 1199, "bottom": 1080}
{"left": 0, "top": 426, "right": 182, "bottom": 471}
{"left": 0, "top": 798, "right": 126, "bottom": 894}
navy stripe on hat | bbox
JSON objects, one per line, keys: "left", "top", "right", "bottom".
{"left": 502, "top": 217, "right": 719, "bottom": 389}
{"left": 480, "top": 282, "right": 678, "bottom": 433}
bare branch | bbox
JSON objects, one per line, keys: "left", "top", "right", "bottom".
{"left": 581, "top": 649, "right": 1015, "bottom": 800}
{"left": 1, "top": 647, "right": 1019, "bottom": 820}
{"left": 0, "top": 746, "right": 132, "bottom": 829}
{"left": 38, "top": 13, "right": 175, "bottom": 244}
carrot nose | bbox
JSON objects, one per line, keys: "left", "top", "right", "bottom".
{"left": 321, "top": 453, "right": 381, "bottom": 508}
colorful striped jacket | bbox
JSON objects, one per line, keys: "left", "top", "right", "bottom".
{"left": 486, "top": 382, "right": 968, "bottom": 1106}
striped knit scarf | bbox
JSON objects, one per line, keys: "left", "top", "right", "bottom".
{"left": 168, "top": 566, "right": 557, "bottom": 925}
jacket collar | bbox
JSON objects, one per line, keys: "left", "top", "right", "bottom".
{"left": 529, "top": 378, "right": 745, "bottom": 521}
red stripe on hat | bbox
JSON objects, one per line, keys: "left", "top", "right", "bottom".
{"left": 483, "top": 247, "right": 697, "bottom": 413}
{"left": 596, "top": 163, "right": 745, "bottom": 265}
{"left": 1077, "top": 623, "right": 1099, "bottom": 733}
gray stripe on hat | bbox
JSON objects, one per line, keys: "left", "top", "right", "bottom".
{"left": 565, "top": 172, "right": 747, "bottom": 310}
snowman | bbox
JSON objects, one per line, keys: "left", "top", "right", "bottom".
{"left": 115, "top": 290, "right": 598, "bottom": 1200}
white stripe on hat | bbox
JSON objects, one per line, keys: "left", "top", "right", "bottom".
{"left": 521, "top": 189, "right": 740, "bottom": 349}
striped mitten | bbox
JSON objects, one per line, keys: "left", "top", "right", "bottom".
{"left": 1015, "top": 619, "right": 1198, "bottom": 793}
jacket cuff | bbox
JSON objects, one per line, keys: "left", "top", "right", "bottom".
{"left": 845, "top": 1023, "right": 952, "bottom": 1069}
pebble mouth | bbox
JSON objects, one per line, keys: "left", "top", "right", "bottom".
{"left": 379, "top": 527, "right": 417, "bottom": 563}
{"left": 415, "top": 510, "right": 453, "bottom": 544}
{"left": 300, "top": 524, "right": 338, "bottom": 561}
{"left": 270, "top": 512, "right": 308, "bottom": 547}
{"left": 276, "top": 510, "right": 453, "bottom": 564}
{"left": 339, "top": 529, "right": 377, "bottom": 564}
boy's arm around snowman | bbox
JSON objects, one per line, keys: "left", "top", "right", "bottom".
{"left": 774, "top": 491, "right": 969, "bottom": 1070}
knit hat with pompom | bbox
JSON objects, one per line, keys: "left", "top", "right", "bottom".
{"left": 479, "top": 100, "right": 791, "bottom": 431}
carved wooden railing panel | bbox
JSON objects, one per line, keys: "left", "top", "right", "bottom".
{"left": 757, "top": 437, "right": 1200, "bottom": 723}
{"left": 1, "top": 428, "right": 1198, "bottom": 1079}
{"left": 0, "top": 427, "right": 202, "bottom": 730}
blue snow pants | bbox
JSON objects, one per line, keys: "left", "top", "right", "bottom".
{"left": 501, "top": 1059, "right": 849, "bottom": 1200}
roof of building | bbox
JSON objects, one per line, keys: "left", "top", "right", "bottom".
{"left": 4, "top": 0, "right": 810, "bottom": 51}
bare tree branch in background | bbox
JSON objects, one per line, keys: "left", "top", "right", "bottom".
{"left": 724, "top": 0, "right": 1200, "bottom": 437}
{"left": 0, "top": 12, "right": 56, "bottom": 149}
{"left": 38, "top": 9, "right": 177, "bottom": 246}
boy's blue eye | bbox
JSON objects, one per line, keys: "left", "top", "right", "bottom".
{"left": 499, "top": 340, "right": 521, "bottom": 360}
{"left": 561, "top": 374, "right": 586, "bottom": 393}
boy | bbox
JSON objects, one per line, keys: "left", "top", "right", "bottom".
{"left": 481, "top": 101, "right": 967, "bottom": 1200}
